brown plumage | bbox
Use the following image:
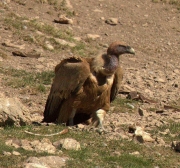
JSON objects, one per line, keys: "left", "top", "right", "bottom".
{"left": 43, "top": 41, "right": 135, "bottom": 130}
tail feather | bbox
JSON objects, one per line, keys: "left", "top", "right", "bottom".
{"left": 43, "top": 95, "right": 62, "bottom": 123}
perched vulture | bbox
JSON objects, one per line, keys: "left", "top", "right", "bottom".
{"left": 43, "top": 41, "right": 135, "bottom": 131}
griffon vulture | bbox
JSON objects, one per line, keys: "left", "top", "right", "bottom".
{"left": 43, "top": 41, "right": 135, "bottom": 131}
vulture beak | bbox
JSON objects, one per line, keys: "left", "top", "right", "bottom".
{"left": 126, "top": 46, "right": 135, "bottom": 55}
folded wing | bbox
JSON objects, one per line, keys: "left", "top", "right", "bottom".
{"left": 43, "top": 56, "right": 90, "bottom": 122}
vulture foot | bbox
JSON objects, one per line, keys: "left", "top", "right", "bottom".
{"left": 96, "top": 109, "right": 106, "bottom": 128}
{"left": 68, "top": 109, "right": 76, "bottom": 126}
{"left": 96, "top": 127, "right": 109, "bottom": 134}
{"left": 82, "top": 125, "right": 109, "bottom": 134}
{"left": 81, "top": 109, "right": 108, "bottom": 133}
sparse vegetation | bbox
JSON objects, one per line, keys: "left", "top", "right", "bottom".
{"left": 0, "top": 0, "right": 180, "bottom": 167}
{"left": 3, "top": 13, "right": 74, "bottom": 40}
{"left": 0, "top": 68, "right": 54, "bottom": 93}
{"left": 0, "top": 124, "right": 180, "bottom": 168}
{"left": 112, "top": 97, "right": 139, "bottom": 113}
{"left": 2, "top": 12, "right": 90, "bottom": 55}
{"left": 151, "top": 122, "right": 180, "bottom": 141}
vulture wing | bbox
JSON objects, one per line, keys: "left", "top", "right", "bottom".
{"left": 43, "top": 56, "right": 90, "bottom": 122}
{"left": 110, "top": 66, "right": 123, "bottom": 102}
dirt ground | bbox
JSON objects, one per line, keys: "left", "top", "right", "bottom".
{"left": 0, "top": 0, "right": 179, "bottom": 119}
{"left": 0, "top": 0, "right": 180, "bottom": 145}
{"left": 0, "top": 0, "right": 180, "bottom": 167}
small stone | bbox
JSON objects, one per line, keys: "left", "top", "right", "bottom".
{"left": 111, "top": 151, "right": 121, "bottom": 156}
{"left": 54, "top": 38, "right": 76, "bottom": 47}
{"left": 144, "top": 89, "right": 154, "bottom": 97}
{"left": 142, "top": 23, "right": 148, "bottom": 27}
{"left": 154, "top": 78, "right": 165, "bottom": 83}
{"left": 3, "top": 151, "right": 11, "bottom": 156}
{"left": 77, "top": 123, "right": 85, "bottom": 129}
{"left": 138, "top": 107, "right": 145, "bottom": 116}
{"left": 12, "top": 51, "right": 41, "bottom": 58}
{"left": 105, "top": 18, "right": 119, "bottom": 25}
{"left": 100, "top": 17, "right": 105, "bottom": 20}
{"left": 36, "top": 64, "right": 44, "bottom": 70}
{"left": 155, "top": 137, "right": 165, "bottom": 146}
{"left": 87, "top": 34, "right": 100, "bottom": 40}
{"left": 0, "top": 57, "right": 3, "bottom": 62}
{"left": 5, "top": 139, "right": 21, "bottom": 148}
{"left": 102, "top": 143, "right": 108, "bottom": 147}
{"left": 173, "top": 83, "right": 178, "bottom": 88}
{"left": 45, "top": 41, "right": 54, "bottom": 50}
{"left": 129, "top": 151, "right": 140, "bottom": 155}
{"left": 93, "top": 9, "right": 103, "bottom": 13}
{"left": 36, "top": 30, "right": 44, "bottom": 36}
{"left": 2, "top": 40, "right": 25, "bottom": 50}
{"left": 38, "top": 57, "right": 46, "bottom": 62}
{"left": 54, "top": 15, "right": 73, "bottom": 24}
{"left": 73, "top": 37, "right": 81, "bottom": 41}
{"left": 12, "top": 151, "right": 21, "bottom": 156}
{"left": 34, "top": 48, "right": 44, "bottom": 54}
{"left": 173, "top": 69, "right": 179, "bottom": 74}
{"left": 159, "top": 129, "right": 170, "bottom": 135}
{"left": 126, "top": 103, "right": 134, "bottom": 109}
{"left": 134, "top": 126, "right": 155, "bottom": 143}
{"left": 121, "top": 134, "right": 129, "bottom": 140}
{"left": 23, "top": 25, "right": 27, "bottom": 30}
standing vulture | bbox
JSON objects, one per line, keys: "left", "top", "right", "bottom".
{"left": 43, "top": 41, "right": 135, "bottom": 131}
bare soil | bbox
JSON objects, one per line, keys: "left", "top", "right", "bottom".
{"left": 0, "top": 0, "right": 180, "bottom": 166}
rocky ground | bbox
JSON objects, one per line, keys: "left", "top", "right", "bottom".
{"left": 0, "top": 0, "right": 180, "bottom": 167}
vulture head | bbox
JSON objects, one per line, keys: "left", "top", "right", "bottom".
{"left": 94, "top": 41, "right": 135, "bottom": 76}
{"left": 107, "top": 41, "right": 135, "bottom": 56}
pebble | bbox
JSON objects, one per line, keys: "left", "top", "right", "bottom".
{"left": 127, "top": 103, "right": 135, "bottom": 109}
{"left": 3, "top": 151, "right": 11, "bottom": 156}
{"left": 45, "top": 41, "right": 54, "bottom": 50}
{"left": 129, "top": 151, "right": 140, "bottom": 155}
{"left": 12, "top": 151, "right": 21, "bottom": 156}
{"left": 105, "top": 18, "right": 119, "bottom": 25}
{"left": 87, "top": 34, "right": 100, "bottom": 40}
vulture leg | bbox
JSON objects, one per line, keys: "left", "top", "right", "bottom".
{"left": 68, "top": 109, "right": 76, "bottom": 126}
{"left": 96, "top": 109, "right": 106, "bottom": 132}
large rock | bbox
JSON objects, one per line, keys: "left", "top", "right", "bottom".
{"left": 53, "top": 138, "right": 81, "bottom": 151}
{"left": 24, "top": 156, "right": 69, "bottom": 168}
{"left": 0, "top": 97, "right": 31, "bottom": 126}
{"left": 134, "top": 126, "right": 155, "bottom": 143}
{"left": 6, "top": 138, "right": 57, "bottom": 154}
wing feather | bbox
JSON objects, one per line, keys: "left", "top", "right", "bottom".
{"left": 43, "top": 56, "right": 90, "bottom": 122}
{"left": 110, "top": 66, "right": 123, "bottom": 102}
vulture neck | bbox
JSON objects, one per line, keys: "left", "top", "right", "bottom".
{"left": 103, "top": 54, "right": 119, "bottom": 74}
{"left": 92, "top": 54, "right": 119, "bottom": 76}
